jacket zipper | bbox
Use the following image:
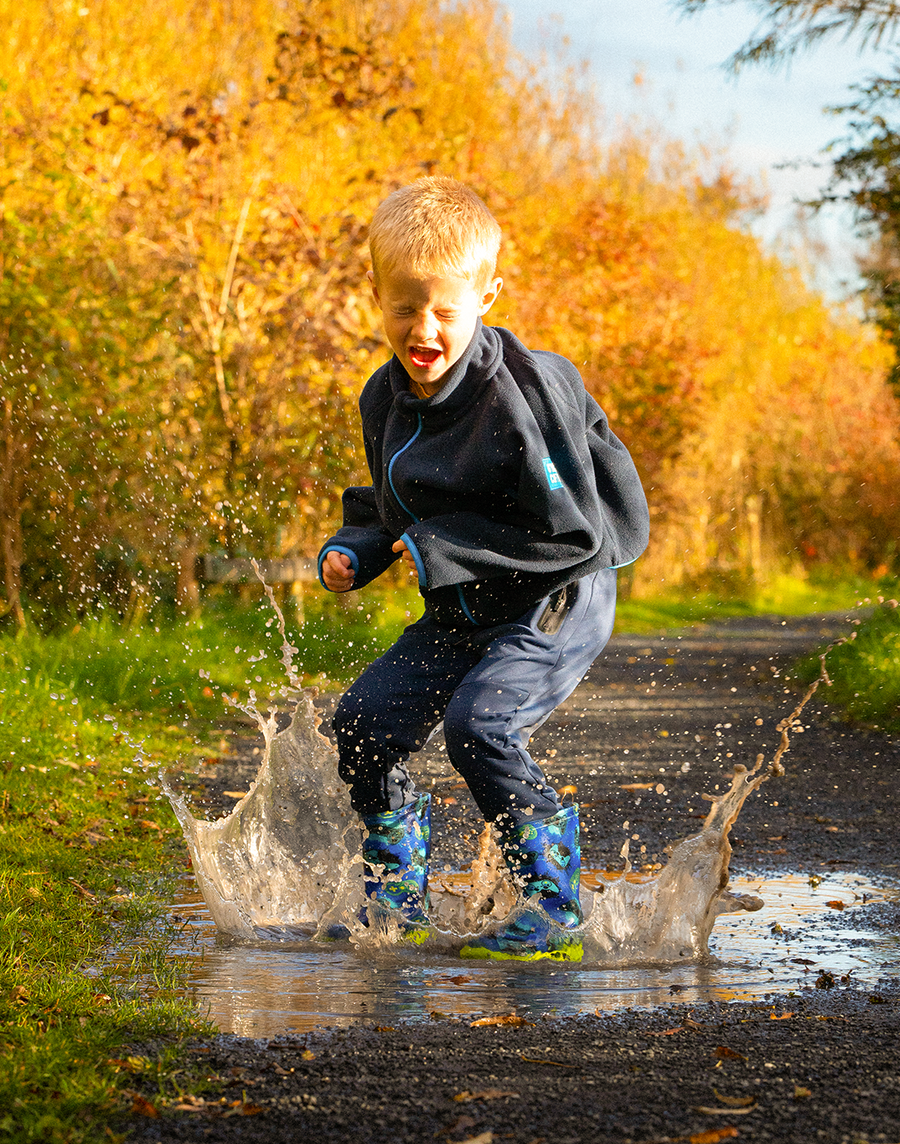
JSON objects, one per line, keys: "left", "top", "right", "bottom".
{"left": 386, "top": 412, "right": 476, "bottom": 625}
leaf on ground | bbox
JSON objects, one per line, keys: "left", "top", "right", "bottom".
{"left": 793, "top": 1085, "right": 812, "bottom": 1100}
{"left": 620, "top": 782, "right": 654, "bottom": 791}
{"left": 68, "top": 878, "right": 96, "bottom": 900}
{"left": 470, "top": 1013, "right": 531, "bottom": 1027}
{"left": 825, "top": 900, "right": 846, "bottom": 910}
{"left": 689, "top": 1129, "right": 739, "bottom": 1143}
{"left": 648, "top": 1026, "right": 687, "bottom": 1037}
{"left": 10, "top": 986, "right": 30, "bottom": 1003}
{"left": 769, "top": 1011, "right": 793, "bottom": 1020}
{"left": 301, "top": 1049, "right": 315, "bottom": 1060}
{"left": 712, "top": 1089, "right": 756, "bottom": 1108}
{"left": 107, "top": 1057, "right": 147, "bottom": 1073}
{"left": 518, "top": 1054, "right": 579, "bottom": 1068}
{"left": 170, "top": 1094, "right": 208, "bottom": 1112}
{"left": 713, "top": 1046, "right": 747, "bottom": 1061}
{"left": 453, "top": 1088, "right": 520, "bottom": 1103}
{"left": 129, "top": 1093, "right": 159, "bottom": 1118}
{"left": 221, "top": 1099, "right": 264, "bottom": 1117}
{"left": 695, "top": 1105, "right": 755, "bottom": 1115}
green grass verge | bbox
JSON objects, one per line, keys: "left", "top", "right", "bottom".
{"left": 0, "top": 644, "right": 217, "bottom": 1142}
{"left": 795, "top": 599, "right": 900, "bottom": 733}
{"left": 614, "top": 570, "right": 877, "bottom": 635}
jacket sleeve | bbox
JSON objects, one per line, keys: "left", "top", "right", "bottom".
{"left": 317, "top": 486, "right": 399, "bottom": 590}
{"left": 402, "top": 360, "right": 648, "bottom": 590}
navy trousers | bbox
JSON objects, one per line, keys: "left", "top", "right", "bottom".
{"left": 332, "top": 568, "right": 617, "bottom": 829}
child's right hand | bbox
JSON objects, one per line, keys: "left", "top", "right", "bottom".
{"left": 322, "top": 551, "right": 355, "bottom": 592}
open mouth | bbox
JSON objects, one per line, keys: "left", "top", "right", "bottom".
{"left": 408, "top": 346, "right": 441, "bottom": 369}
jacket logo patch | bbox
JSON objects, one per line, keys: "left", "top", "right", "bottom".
{"left": 542, "top": 457, "right": 563, "bottom": 490}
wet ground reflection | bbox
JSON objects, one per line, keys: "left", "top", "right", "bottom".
{"left": 170, "top": 870, "right": 899, "bottom": 1037}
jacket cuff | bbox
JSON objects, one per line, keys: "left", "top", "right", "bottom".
{"left": 399, "top": 532, "right": 427, "bottom": 587}
{"left": 317, "top": 545, "right": 359, "bottom": 590}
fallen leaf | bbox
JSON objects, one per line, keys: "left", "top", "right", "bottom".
{"left": 620, "top": 782, "right": 654, "bottom": 791}
{"left": 301, "top": 1049, "right": 315, "bottom": 1060}
{"left": 712, "top": 1089, "right": 756, "bottom": 1108}
{"left": 374, "top": 1025, "right": 395, "bottom": 1032}
{"left": 713, "top": 1047, "right": 747, "bottom": 1062}
{"left": 695, "top": 1105, "right": 755, "bottom": 1115}
{"left": 648, "top": 1026, "right": 687, "bottom": 1037}
{"left": 129, "top": 1094, "right": 159, "bottom": 1118}
{"left": 107, "top": 1057, "right": 147, "bottom": 1073}
{"left": 136, "top": 819, "right": 162, "bottom": 832}
{"left": 518, "top": 1054, "right": 579, "bottom": 1069}
{"left": 170, "top": 1094, "right": 208, "bottom": 1112}
{"left": 453, "top": 1089, "right": 520, "bottom": 1103}
{"left": 793, "top": 1086, "right": 812, "bottom": 1100}
{"left": 689, "top": 1129, "right": 739, "bottom": 1144}
{"left": 815, "top": 971, "right": 836, "bottom": 990}
{"left": 68, "top": 879, "right": 96, "bottom": 900}
{"left": 825, "top": 900, "right": 845, "bottom": 910}
{"left": 10, "top": 985, "right": 30, "bottom": 1003}
{"left": 769, "top": 1012, "right": 794, "bottom": 1020}
{"left": 470, "top": 1013, "right": 530, "bottom": 1027}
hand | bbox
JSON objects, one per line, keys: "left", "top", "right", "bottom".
{"left": 392, "top": 538, "right": 417, "bottom": 572}
{"left": 322, "top": 550, "right": 355, "bottom": 592}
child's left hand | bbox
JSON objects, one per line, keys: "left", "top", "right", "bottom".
{"left": 392, "top": 539, "right": 416, "bottom": 572}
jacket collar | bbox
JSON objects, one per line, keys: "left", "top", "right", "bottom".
{"left": 389, "top": 321, "right": 504, "bottom": 422}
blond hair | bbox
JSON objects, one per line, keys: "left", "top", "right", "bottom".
{"left": 369, "top": 177, "right": 501, "bottom": 289}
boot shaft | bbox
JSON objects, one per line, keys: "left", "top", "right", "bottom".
{"left": 499, "top": 804, "right": 582, "bottom": 927}
{"left": 361, "top": 793, "right": 431, "bottom": 917}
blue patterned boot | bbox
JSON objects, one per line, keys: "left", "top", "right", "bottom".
{"left": 359, "top": 793, "right": 431, "bottom": 942}
{"left": 460, "top": 804, "right": 583, "bottom": 962}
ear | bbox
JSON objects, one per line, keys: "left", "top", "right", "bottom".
{"left": 478, "top": 277, "right": 503, "bottom": 316}
{"left": 367, "top": 270, "right": 381, "bottom": 308}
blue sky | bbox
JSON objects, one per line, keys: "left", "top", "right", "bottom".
{"left": 502, "top": 0, "right": 898, "bottom": 297}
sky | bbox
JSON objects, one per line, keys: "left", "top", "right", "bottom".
{"left": 502, "top": 0, "right": 899, "bottom": 298}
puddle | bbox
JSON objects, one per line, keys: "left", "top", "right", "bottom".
{"left": 169, "top": 870, "right": 899, "bottom": 1036}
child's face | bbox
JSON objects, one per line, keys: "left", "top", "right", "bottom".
{"left": 370, "top": 265, "right": 502, "bottom": 390}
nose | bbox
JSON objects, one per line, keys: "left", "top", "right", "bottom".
{"left": 410, "top": 309, "right": 437, "bottom": 341}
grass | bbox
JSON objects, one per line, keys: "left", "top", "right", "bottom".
{"left": 614, "top": 570, "right": 878, "bottom": 635}
{"left": 795, "top": 597, "right": 900, "bottom": 733}
{"left": 0, "top": 645, "right": 216, "bottom": 1142}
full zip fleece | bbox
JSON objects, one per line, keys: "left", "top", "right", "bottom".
{"left": 318, "top": 322, "right": 649, "bottom": 628}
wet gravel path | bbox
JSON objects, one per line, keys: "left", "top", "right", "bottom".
{"left": 133, "top": 612, "right": 900, "bottom": 1144}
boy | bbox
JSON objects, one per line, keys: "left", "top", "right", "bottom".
{"left": 318, "top": 177, "right": 649, "bottom": 961}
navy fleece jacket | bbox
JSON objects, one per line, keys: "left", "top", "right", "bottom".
{"left": 317, "top": 322, "right": 649, "bottom": 628}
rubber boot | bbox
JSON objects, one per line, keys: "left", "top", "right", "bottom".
{"left": 460, "top": 804, "right": 583, "bottom": 962}
{"left": 360, "top": 792, "right": 431, "bottom": 942}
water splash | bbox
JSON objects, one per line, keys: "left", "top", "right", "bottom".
{"left": 160, "top": 692, "right": 363, "bottom": 939}
{"left": 162, "top": 691, "right": 779, "bottom": 963}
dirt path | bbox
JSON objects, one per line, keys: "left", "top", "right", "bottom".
{"left": 133, "top": 613, "right": 900, "bottom": 1144}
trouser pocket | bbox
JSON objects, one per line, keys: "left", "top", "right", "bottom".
{"left": 535, "top": 581, "right": 576, "bottom": 635}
